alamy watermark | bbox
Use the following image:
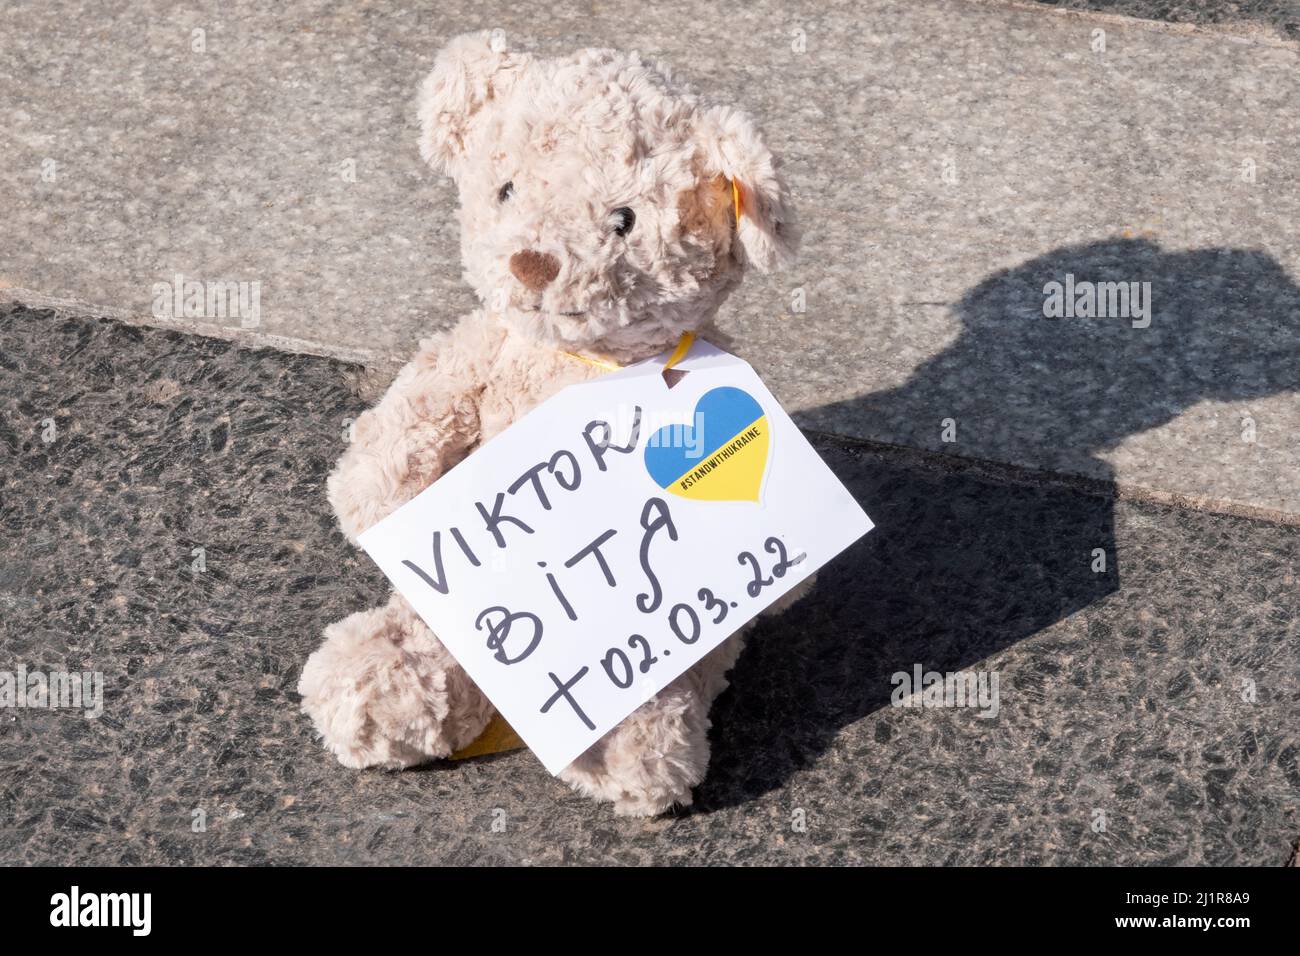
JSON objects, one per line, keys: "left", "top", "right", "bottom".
{"left": 1043, "top": 273, "right": 1151, "bottom": 329}
{"left": 590, "top": 403, "right": 708, "bottom": 458}
{"left": 152, "top": 272, "right": 261, "bottom": 328}
{"left": 0, "top": 665, "right": 103, "bottom": 718}
{"left": 891, "top": 664, "right": 1000, "bottom": 718}
{"left": 50, "top": 886, "right": 150, "bottom": 936}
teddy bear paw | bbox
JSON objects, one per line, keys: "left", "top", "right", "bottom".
{"left": 559, "top": 689, "right": 710, "bottom": 817}
{"left": 610, "top": 788, "right": 692, "bottom": 818}
{"left": 298, "top": 598, "right": 491, "bottom": 770}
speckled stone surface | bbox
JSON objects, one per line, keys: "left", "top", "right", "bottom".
{"left": 2, "top": 305, "right": 1295, "bottom": 865}
{"left": 1, "top": 0, "right": 1298, "bottom": 519}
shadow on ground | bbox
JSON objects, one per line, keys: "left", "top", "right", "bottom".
{"left": 697, "top": 237, "right": 1300, "bottom": 813}
{"left": 1027, "top": 0, "right": 1299, "bottom": 41}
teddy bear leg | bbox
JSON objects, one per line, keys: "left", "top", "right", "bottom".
{"left": 298, "top": 591, "right": 495, "bottom": 769}
{"left": 557, "top": 576, "right": 819, "bottom": 815}
{"left": 557, "top": 630, "right": 750, "bottom": 817}
{"left": 558, "top": 680, "right": 712, "bottom": 817}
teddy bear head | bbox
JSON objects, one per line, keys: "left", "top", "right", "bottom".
{"left": 417, "top": 31, "right": 796, "bottom": 355}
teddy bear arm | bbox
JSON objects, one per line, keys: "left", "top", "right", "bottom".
{"left": 328, "top": 319, "right": 499, "bottom": 544}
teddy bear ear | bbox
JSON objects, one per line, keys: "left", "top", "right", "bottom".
{"left": 417, "top": 31, "right": 531, "bottom": 178}
{"left": 695, "top": 105, "right": 799, "bottom": 273}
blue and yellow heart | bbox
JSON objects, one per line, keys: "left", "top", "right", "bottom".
{"left": 643, "top": 387, "right": 770, "bottom": 503}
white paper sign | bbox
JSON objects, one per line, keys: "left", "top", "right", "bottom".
{"left": 359, "top": 342, "right": 873, "bottom": 774}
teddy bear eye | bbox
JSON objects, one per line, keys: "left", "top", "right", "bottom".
{"left": 498, "top": 181, "right": 514, "bottom": 203}
{"left": 611, "top": 207, "right": 636, "bottom": 237}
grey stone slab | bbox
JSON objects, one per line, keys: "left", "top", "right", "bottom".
{"left": 1, "top": 0, "right": 1298, "bottom": 520}
{"left": 1, "top": 305, "right": 1295, "bottom": 865}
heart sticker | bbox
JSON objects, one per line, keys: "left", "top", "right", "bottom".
{"left": 643, "top": 386, "right": 770, "bottom": 503}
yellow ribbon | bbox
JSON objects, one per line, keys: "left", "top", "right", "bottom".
{"left": 560, "top": 350, "right": 623, "bottom": 371}
{"left": 560, "top": 330, "right": 695, "bottom": 375}
{"left": 663, "top": 330, "right": 696, "bottom": 370}
{"left": 450, "top": 331, "right": 698, "bottom": 762}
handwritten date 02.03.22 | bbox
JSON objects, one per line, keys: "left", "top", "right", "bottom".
{"left": 534, "top": 504, "right": 806, "bottom": 734}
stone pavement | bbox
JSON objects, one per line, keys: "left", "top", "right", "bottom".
{"left": 1, "top": 304, "right": 1296, "bottom": 865}
{"left": 1, "top": 0, "right": 1298, "bottom": 519}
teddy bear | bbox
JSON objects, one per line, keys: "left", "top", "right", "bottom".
{"left": 298, "top": 30, "right": 802, "bottom": 816}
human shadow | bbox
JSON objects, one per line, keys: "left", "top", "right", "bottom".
{"left": 695, "top": 237, "right": 1300, "bottom": 810}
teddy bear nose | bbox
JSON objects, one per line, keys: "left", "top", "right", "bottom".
{"left": 509, "top": 250, "right": 561, "bottom": 292}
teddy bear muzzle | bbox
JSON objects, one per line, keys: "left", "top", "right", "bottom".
{"left": 509, "top": 249, "right": 561, "bottom": 292}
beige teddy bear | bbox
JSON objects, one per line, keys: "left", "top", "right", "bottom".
{"left": 298, "top": 30, "right": 801, "bottom": 816}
